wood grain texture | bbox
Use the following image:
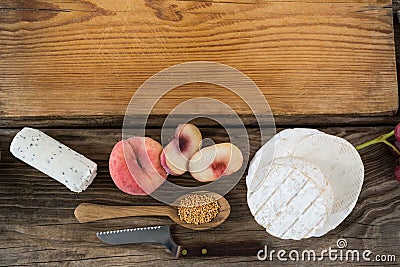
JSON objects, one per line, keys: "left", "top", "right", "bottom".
{"left": 0, "top": 127, "right": 398, "bottom": 266}
{"left": 0, "top": 0, "right": 398, "bottom": 118}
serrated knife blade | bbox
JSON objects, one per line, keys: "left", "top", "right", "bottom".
{"left": 96, "top": 225, "right": 179, "bottom": 256}
{"left": 96, "top": 225, "right": 262, "bottom": 258}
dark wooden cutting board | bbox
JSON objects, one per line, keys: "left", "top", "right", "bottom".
{"left": 0, "top": 0, "right": 398, "bottom": 117}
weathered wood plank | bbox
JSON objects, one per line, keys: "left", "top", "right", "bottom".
{"left": 0, "top": 127, "right": 398, "bottom": 266}
{"left": 0, "top": 0, "right": 397, "bottom": 118}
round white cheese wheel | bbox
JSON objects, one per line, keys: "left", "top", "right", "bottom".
{"left": 247, "top": 156, "right": 334, "bottom": 240}
{"left": 246, "top": 128, "right": 321, "bottom": 193}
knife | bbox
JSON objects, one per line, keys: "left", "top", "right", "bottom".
{"left": 96, "top": 225, "right": 262, "bottom": 258}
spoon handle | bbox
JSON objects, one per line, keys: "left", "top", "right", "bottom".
{"left": 74, "top": 203, "right": 173, "bottom": 223}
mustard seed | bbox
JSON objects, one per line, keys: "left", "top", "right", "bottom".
{"left": 177, "top": 194, "right": 220, "bottom": 225}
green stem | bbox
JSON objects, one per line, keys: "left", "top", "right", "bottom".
{"left": 356, "top": 130, "right": 398, "bottom": 154}
{"left": 382, "top": 130, "right": 395, "bottom": 140}
{"left": 355, "top": 138, "right": 380, "bottom": 150}
{"left": 382, "top": 140, "right": 400, "bottom": 155}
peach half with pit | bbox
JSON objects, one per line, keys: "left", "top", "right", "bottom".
{"left": 160, "top": 124, "right": 202, "bottom": 176}
{"left": 109, "top": 137, "right": 167, "bottom": 195}
{"left": 189, "top": 143, "right": 243, "bottom": 182}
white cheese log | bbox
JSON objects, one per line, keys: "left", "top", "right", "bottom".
{"left": 10, "top": 127, "right": 97, "bottom": 192}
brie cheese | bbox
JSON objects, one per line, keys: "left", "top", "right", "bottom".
{"left": 248, "top": 157, "right": 334, "bottom": 240}
{"left": 246, "top": 128, "right": 364, "bottom": 239}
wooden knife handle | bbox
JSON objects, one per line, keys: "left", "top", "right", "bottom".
{"left": 176, "top": 241, "right": 263, "bottom": 258}
{"left": 74, "top": 203, "right": 172, "bottom": 223}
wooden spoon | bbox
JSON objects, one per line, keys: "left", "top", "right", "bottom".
{"left": 74, "top": 191, "right": 230, "bottom": 230}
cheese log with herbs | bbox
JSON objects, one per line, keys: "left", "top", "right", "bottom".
{"left": 247, "top": 156, "right": 334, "bottom": 240}
{"left": 10, "top": 127, "right": 97, "bottom": 192}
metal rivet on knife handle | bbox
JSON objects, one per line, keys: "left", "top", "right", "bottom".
{"left": 202, "top": 248, "right": 207, "bottom": 255}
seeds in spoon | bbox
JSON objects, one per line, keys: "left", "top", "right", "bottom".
{"left": 177, "top": 194, "right": 220, "bottom": 225}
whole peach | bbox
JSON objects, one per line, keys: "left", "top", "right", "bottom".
{"left": 109, "top": 137, "right": 167, "bottom": 195}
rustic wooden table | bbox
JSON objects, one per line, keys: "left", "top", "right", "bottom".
{"left": 1, "top": 1, "right": 400, "bottom": 266}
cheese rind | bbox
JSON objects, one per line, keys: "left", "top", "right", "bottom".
{"left": 10, "top": 127, "right": 97, "bottom": 192}
{"left": 248, "top": 157, "right": 334, "bottom": 240}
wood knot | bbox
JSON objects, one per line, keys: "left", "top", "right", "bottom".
{"left": 145, "top": 0, "right": 212, "bottom": 22}
{"left": 1, "top": 0, "right": 113, "bottom": 26}
{"left": 1, "top": 0, "right": 62, "bottom": 24}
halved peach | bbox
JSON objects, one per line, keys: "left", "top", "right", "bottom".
{"left": 188, "top": 143, "right": 243, "bottom": 182}
{"left": 161, "top": 124, "right": 202, "bottom": 175}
